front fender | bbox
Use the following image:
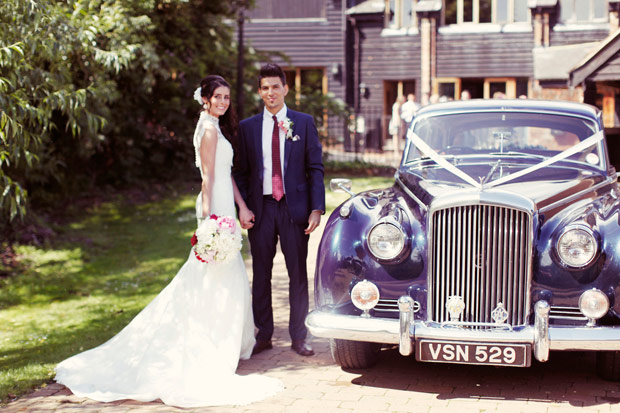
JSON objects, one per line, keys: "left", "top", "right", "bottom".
{"left": 314, "top": 187, "right": 427, "bottom": 312}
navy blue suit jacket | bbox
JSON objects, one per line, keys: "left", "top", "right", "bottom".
{"left": 234, "top": 108, "right": 325, "bottom": 225}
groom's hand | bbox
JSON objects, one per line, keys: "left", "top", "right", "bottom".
{"left": 239, "top": 208, "right": 255, "bottom": 229}
{"left": 304, "top": 210, "right": 322, "bottom": 234}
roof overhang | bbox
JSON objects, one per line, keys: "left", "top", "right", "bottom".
{"left": 533, "top": 43, "right": 599, "bottom": 81}
{"left": 569, "top": 29, "right": 620, "bottom": 87}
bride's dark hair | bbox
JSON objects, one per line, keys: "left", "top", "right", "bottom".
{"left": 199, "top": 75, "right": 238, "bottom": 148}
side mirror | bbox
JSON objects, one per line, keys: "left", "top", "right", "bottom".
{"left": 330, "top": 178, "right": 354, "bottom": 196}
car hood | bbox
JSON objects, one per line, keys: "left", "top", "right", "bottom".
{"left": 397, "top": 163, "right": 606, "bottom": 211}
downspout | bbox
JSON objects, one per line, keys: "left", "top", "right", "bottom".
{"left": 420, "top": 14, "right": 431, "bottom": 105}
{"left": 352, "top": 17, "right": 360, "bottom": 113}
{"left": 352, "top": 16, "right": 361, "bottom": 155}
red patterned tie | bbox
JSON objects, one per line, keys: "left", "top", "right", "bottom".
{"left": 271, "top": 115, "right": 284, "bottom": 201}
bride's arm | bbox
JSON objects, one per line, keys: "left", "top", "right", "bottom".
{"left": 232, "top": 177, "right": 254, "bottom": 229}
{"left": 199, "top": 124, "right": 218, "bottom": 218}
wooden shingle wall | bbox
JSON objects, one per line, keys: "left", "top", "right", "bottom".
{"left": 436, "top": 32, "right": 533, "bottom": 78}
{"left": 549, "top": 28, "right": 609, "bottom": 47}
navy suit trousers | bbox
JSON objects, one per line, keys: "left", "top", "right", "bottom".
{"left": 248, "top": 196, "right": 310, "bottom": 342}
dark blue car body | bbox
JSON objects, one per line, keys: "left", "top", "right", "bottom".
{"left": 307, "top": 99, "right": 620, "bottom": 378}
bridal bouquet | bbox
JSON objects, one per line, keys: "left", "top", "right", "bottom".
{"left": 191, "top": 215, "right": 242, "bottom": 264}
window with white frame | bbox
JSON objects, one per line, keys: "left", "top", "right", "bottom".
{"left": 558, "top": 0, "right": 608, "bottom": 23}
{"left": 387, "top": 0, "right": 417, "bottom": 28}
{"left": 443, "top": 0, "right": 529, "bottom": 24}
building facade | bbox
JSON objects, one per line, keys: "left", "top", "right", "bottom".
{"left": 241, "top": 0, "right": 620, "bottom": 156}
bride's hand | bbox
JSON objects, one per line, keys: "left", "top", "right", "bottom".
{"left": 239, "top": 207, "right": 255, "bottom": 229}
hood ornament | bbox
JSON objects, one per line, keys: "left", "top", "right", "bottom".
{"left": 491, "top": 302, "right": 509, "bottom": 324}
{"left": 446, "top": 296, "right": 465, "bottom": 321}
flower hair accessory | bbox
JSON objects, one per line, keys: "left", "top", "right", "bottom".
{"left": 193, "top": 87, "right": 203, "bottom": 105}
{"left": 278, "top": 117, "right": 299, "bottom": 141}
{"left": 191, "top": 214, "right": 242, "bottom": 264}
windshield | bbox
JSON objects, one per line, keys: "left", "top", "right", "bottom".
{"left": 405, "top": 111, "right": 602, "bottom": 168}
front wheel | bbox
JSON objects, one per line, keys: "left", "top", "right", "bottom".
{"left": 596, "top": 351, "right": 620, "bottom": 381}
{"left": 330, "top": 339, "right": 381, "bottom": 369}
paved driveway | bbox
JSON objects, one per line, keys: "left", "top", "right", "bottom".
{"left": 5, "top": 221, "right": 620, "bottom": 413}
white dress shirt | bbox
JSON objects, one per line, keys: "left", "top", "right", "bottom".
{"left": 262, "top": 105, "right": 287, "bottom": 196}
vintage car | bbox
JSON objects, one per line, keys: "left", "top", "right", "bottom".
{"left": 306, "top": 99, "right": 620, "bottom": 380}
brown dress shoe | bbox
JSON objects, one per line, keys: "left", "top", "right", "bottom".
{"left": 291, "top": 339, "right": 315, "bottom": 356}
{"left": 252, "top": 340, "right": 273, "bottom": 355}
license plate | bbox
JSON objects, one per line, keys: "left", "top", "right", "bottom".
{"left": 417, "top": 340, "right": 531, "bottom": 367}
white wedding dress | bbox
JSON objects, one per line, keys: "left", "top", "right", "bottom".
{"left": 55, "top": 112, "right": 283, "bottom": 407}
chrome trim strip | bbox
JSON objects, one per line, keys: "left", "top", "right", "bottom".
{"left": 306, "top": 309, "right": 620, "bottom": 353}
{"left": 539, "top": 177, "right": 616, "bottom": 214}
{"left": 305, "top": 310, "right": 399, "bottom": 344}
{"left": 395, "top": 176, "right": 428, "bottom": 212}
{"left": 410, "top": 107, "right": 600, "bottom": 125}
{"left": 550, "top": 315, "right": 588, "bottom": 320}
{"left": 549, "top": 306, "right": 587, "bottom": 320}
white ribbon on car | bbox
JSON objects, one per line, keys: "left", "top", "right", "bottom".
{"left": 407, "top": 129, "right": 482, "bottom": 189}
{"left": 484, "top": 131, "right": 603, "bottom": 188}
{"left": 407, "top": 129, "right": 604, "bottom": 190}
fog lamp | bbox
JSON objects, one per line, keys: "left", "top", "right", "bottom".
{"left": 351, "top": 280, "right": 380, "bottom": 316}
{"left": 579, "top": 289, "right": 609, "bottom": 325}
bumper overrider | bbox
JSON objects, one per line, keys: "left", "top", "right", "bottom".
{"left": 305, "top": 298, "right": 620, "bottom": 364}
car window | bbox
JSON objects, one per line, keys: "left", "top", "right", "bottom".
{"left": 406, "top": 111, "right": 601, "bottom": 167}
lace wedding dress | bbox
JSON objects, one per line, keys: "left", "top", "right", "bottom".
{"left": 55, "top": 112, "right": 283, "bottom": 407}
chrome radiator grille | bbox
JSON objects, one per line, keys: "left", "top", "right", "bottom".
{"left": 430, "top": 204, "right": 531, "bottom": 327}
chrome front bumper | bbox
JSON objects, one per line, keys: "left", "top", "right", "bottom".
{"left": 305, "top": 299, "right": 620, "bottom": 363}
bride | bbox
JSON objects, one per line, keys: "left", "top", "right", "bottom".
{"left": 55, "top": 75, "right": 283, "bottom": 407}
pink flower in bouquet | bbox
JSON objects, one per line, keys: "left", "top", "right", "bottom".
{"left": 217, "top": 216, "right": 237, "bottom": 234}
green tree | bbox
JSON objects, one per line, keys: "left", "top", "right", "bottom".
{"left": 0, "top": 0, "right": 156, "bottom": 228}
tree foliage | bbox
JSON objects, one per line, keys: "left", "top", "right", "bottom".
{"left": 0, "top": 0, "right": 156, "bottom": 226}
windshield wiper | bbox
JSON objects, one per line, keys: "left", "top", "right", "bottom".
{"left": 488, "top": 151, "right": 547, "bottom": 160}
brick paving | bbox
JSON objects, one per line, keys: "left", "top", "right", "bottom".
{"left": 5, "top": 221, "right": 620, "bottom": 412}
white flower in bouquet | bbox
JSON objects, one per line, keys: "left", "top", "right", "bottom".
{"left": 191, "top": 215, "right": 242, "bottom": 264}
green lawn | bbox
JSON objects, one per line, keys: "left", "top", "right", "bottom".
{"left": 0, "top": 175, "right": 393, "bottom": 403}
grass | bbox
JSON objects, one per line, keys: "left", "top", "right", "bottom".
{"left": 0, "top": 174, "right": 393, "bottom": 404}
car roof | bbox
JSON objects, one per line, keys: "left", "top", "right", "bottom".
{"left": 416, "top": 99, "right": 601, "bottom": 122}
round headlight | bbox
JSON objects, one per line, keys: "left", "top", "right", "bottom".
{"left": 579, "top": 289, "right": 609, "bottom": 320}
{"left": 351, "top": 280, "right": 380, "bottom": 311}
{"left": 367, "top": 222, "right": 406, "bottom": 260}
{"left": 556, "top": 226, "right": 597, "bottom": 268}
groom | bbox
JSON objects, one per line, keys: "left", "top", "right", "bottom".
{"left": 235, "top": 63, "right": 325, "bottom": 357}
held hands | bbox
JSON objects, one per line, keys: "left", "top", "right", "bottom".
{"left": 239, "top": 207, "right": 255, "bottom": 229}
{"left": 304, "top": 210, "right": 322, "bottom": 235}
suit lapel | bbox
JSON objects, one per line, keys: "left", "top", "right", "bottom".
{"left": 253, "top": 115, "right": 264, "bottom": 180}
{"left": 284, "top": 110, "right": 294, "bottom": 173}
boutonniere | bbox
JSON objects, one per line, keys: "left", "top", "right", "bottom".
{"left": 278, "top": 117, "right": 300, "bottom": 141}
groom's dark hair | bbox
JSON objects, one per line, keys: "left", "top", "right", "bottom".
{"left": 258, "top": 63, "right": 287, "bottom": 88}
